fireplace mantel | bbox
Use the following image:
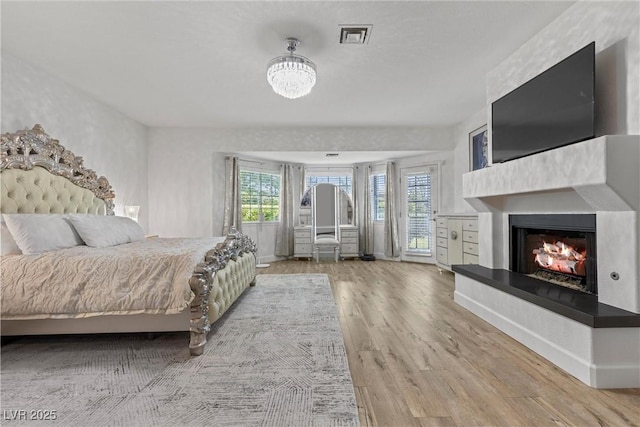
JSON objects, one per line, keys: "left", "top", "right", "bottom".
{"left": 463, "top": 135, "right": 639, "bottom": 213}
{"left": 454, "top": 135, "right": 640, "bottom": 388}
{"left": 461, "top": 135, "right": 639, "bottom": 314}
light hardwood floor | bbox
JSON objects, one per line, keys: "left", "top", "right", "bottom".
{"left": 257, "top": 260, "right": 640, "bottom": 427}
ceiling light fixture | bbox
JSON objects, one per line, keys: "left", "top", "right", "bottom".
{"left": 266, "top": 38, "right": 317, "bottom": 99}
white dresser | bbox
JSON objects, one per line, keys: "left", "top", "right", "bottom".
{"left": 293, "top": 225, "right": 359, "bottom": 260}
{"left": 436, "top": 214, "right": 478, "bottom": 271}
{"left": 338, "top": 226, "right": 359, "bottom": 259}
{"left": 294, "top": 226, "right": 313, "bottom": 259}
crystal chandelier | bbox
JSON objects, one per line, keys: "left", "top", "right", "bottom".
{"left": 266, "top": 38, "right": 317, "bottom": 99}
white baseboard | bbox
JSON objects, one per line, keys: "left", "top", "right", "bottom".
{"left": 257, "top": 255, "right": 280, "bottom": 264}
{"left": 454, "top": 276, "right": 640, "bottom": 389}
{"left": 373, "top": 252, "right": 401, "bottom": 261}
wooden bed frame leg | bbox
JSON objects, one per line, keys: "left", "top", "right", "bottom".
{"left": 250, "top": 276, "right": 257, "bottom": 287}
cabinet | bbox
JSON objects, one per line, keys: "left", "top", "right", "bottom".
{"left": 294, "top": 227, "right": 313, "bottom": 259}
{"left": 293, "top": 226, "right": 359, "bottom": 260}
{"left": 436, "top": 215, "right": 478, "bottom": 271}
{"left": 340, "top": 226, "right": 359, "bottom": 259}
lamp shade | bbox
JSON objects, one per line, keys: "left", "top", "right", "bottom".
{"left": 124, "top": 205, "right": 140, "bottom": 222}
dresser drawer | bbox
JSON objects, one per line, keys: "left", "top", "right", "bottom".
{"left": 462, "top": 230, "right": 478, "bottom": 244}
{"left": 463, "top": 242, "right": 478, "bottom": 256}
{"left": 294, "top": 243, "right": 312, "bottom": 254}
{"left": 462, "top": 220, "right": 478, "bottom": 232}
{"left": 463, "top": 253, "right": 479, "bottom": 264}
{"left": 436, "top": 237, "right": 447, "bottom": 248}
{"left": 295, "top": 236, "right": 311, "bottom": 244}
{"left": 341, "top": 229, "right": 358, "bottom": 238}
{"left": 436, "top": 218, "right": 448, "bottom": 228}
{"left": 341, "top": 235, "right": 358, "bottom": 243}
{"left": 436, "top": 247, "right": 448, "bottom": 265}
{"left": 436, "top": 228, "right": 448, "bottom": 238}
{"left": 341, "top": 243, "right": 358, "bottom": 254}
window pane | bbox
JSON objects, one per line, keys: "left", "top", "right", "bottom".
{"left": 306, "top": 175, "right": 352, "bottom": 198}
{"left": 405, "top": 173, "right": 432, "bottom": 253}
{"left": 371, "top": 173, "right": 385, "bottom": 221}
{"left": 240, "top": 170, "right": 280, "bottom": 222}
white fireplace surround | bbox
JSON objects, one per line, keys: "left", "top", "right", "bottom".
{"left": 457, "top": 135, "right": 640, "bottom": 388}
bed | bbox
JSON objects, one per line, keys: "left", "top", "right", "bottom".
{"left": 0, "top": 124, "right": 257, "bottom": 356}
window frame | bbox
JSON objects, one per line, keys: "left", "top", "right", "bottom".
{"left": 371, "top": 172, "right": 386, "bottom": 222}
{"left": 304, "top": 167, "right": 353, "bottom": 200}
{"left": 404, "top": 171, "right": 432, "bottom": 254}
{"left": 239, "top": 167, "right": 281, "bottom": 223}
{"left": 399, "top": 163, "right": 439, "bottom": 259}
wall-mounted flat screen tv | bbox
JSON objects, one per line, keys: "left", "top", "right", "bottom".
{"left": 492, "top": 42, "right": 595, "bottom": 164}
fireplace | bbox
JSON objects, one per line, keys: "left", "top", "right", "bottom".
{"left": 456, "top": 136, "right": 640, "bottom": 388}
{"left": 510, "top": 214, "right": 597, "bottom": 295}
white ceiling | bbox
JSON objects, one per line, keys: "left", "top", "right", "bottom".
{"left": 1, "top": 1, "right": 574, "bottom": 163}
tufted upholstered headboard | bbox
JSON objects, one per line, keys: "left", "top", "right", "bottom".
{"left": 1, "top": 125, "right": 115, "bottom": 215}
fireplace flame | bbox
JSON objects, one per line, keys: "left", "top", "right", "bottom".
{"left": 533, "top": 240, "right": 586, "bottom": 276}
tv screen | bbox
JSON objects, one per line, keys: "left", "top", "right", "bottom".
{"left": 492, "top": 42, "right": 595, "bottom": 164}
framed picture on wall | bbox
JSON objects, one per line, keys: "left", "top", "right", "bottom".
{"left": 469, "top": 125, "right": 488, "bottom": 171}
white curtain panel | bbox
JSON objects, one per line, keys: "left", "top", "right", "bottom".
{"left": 299, "top": 166, "right": 306, "bottom": 202}
{"left": 384, "top": 161, "right": 401, "bottom": 257}
{"left": 351, "top": 166, "right": 359, "bottom": 230}
{"left": 275, "top": 164, "right": 294, "bottom": 257}
{"left": 362, "top": 164, "right": 374, "bottom": 255}
{"left": 222, "top": 156, "right": 242, "bottom": 235}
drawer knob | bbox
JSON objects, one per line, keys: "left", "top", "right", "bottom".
{"left": 450, "top": 231, "right": 458, "bottom": 240}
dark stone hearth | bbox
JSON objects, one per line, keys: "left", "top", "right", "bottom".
{"left": 452, "top": 264, "right": 640, "bottom": 328}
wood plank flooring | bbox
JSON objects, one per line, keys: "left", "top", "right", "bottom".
{"left": 257, "top": 260, "right": 640, "bottom": 427}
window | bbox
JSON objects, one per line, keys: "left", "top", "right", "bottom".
{"left": 405, "top": 173, "right": 432, "bottom": 253}
{"left": 306, "top": 175, "right": 352, "bottom": 198}
{"left": 371, "top": 173, "right": 385, "bottom": 221}
{"left": 240, "top": 170, "right": 280, "bottom": 222}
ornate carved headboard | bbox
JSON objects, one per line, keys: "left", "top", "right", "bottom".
{"left": 0, "top": 125, "right": 115, "bottom": 215}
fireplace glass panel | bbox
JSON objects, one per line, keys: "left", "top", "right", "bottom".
{"left": 510, "top": 214, "right": 597, "bottom": 295}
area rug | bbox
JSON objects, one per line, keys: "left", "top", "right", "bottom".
{"left": 0, "top": 274, "right": 360, "bottom": 427}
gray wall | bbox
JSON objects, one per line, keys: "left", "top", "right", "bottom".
{"left": 1, "top": 53, "right": 149, "bottom": 231}
{"left": 487, "top": 0, "right": 639, "bottom": 138}
{"left": 455, "top": 0, "right": 639, "bottom": 212}
{"left": 147, "top": 127, "right": 455, "bottom": 240}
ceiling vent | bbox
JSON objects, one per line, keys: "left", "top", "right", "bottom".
{"left": 325, "top": 153, "right": 340, "bottom": 157}
{"left": 339, "top": 25, "right": 372, "bottom": 44}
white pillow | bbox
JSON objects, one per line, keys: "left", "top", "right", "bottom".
{"left": 68, "top": 214, "right": 145, "bottom": 248}
{"left": 2, "top": 214, "right": 84, "bottom": 255}
{"left": 1, "top": 217, "right": 22, "bottom": 255}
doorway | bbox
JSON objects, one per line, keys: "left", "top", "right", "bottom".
{"left": 400, "top": 165, "right": 438, "bottom": 262}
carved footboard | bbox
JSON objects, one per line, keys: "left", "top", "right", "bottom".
{"left": 188, "top": 228, "right": 257, "bottom": 356}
